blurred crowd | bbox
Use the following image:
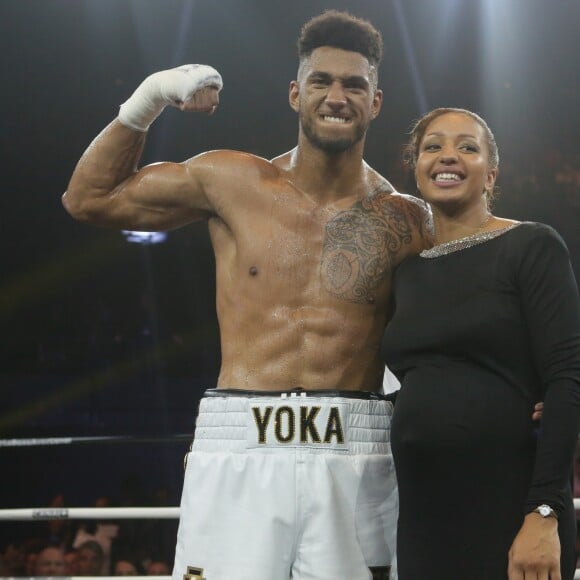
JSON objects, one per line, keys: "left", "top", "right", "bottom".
{"left": 0, "top": 493, "right": 176, "bottom": 578}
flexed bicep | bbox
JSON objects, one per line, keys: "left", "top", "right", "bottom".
{"left": 63, "top": 63, "right": 223, "bottom": 230}
{"left": 105, "top": 158, "right": 214, "bottom": 231}
{"left": 63, "top": 122, "right": 212, "bottom": 231}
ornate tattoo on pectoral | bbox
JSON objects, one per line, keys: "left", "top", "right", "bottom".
{"left": 322, "top": 189, "right": 420, "bottom": 303}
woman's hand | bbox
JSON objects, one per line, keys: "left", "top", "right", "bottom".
{"left": 508, "top": 512, "right": 560, "bottom": 579}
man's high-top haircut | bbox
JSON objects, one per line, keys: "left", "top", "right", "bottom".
{"left": 297, "top": 10, "right": 383, "bottom": 86}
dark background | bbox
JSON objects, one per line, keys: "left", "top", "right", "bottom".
{"left": 1, "top": 0, "right": 579, "bottom": 518}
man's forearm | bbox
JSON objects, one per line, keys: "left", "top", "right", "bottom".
{"left": 62, "top": 63, "right": 222, "bottom": 224}
{"left": 62, "top": 120, "right": 146, "bottom": 220}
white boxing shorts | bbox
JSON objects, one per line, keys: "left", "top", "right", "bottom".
{"left": 172, "top": 389, "right": 398, "bottom": 580}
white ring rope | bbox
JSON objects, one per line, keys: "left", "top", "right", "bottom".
{"left": 1, "top": 502, "right": 579, "bottom": 520}
{"left": 0, "top": 507, "right": 179, "bottom": 520}
{"left": 0, "top": 434, "right": 192, "bottom": 448}
{"left": 0, "top": 577, "right": 170, "bottom": 580}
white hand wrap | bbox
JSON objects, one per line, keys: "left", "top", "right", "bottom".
{"left": 118, "top": 64, "right": 223, "bottom": 132}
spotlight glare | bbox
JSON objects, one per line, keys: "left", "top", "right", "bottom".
{"left": 121, "top": 230, "right": 167, "bottom": 245}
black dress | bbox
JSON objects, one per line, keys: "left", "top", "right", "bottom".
{"left": 382, "top": 222, "right": 580, "bottom": 579}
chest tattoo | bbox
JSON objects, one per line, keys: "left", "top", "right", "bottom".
{"left": 321, "top": 192, "right": 418, "bottom": 303}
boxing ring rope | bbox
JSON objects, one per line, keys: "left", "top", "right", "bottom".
{"left": 1, "top": 577, "right": 169, "bottom": 580}
{"left": 3, "top": 435, "right": 580, "bottom": 579}
{"left": 0, "top": 507, "right": 180, "bottom": 520}
{"left": 0, "top": 434, "right": 192, "bottom": 448}
{"left": 5, "top": 505, "right": 580, "bottom": 520}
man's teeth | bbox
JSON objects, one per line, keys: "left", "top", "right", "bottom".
{"left": 435, "top": 173, "right": 461, "bottom": 182}
{"left": 323, "top": 116, "right": 347, "bottom": 124}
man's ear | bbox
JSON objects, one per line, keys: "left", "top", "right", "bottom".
{"left": 289, "top": 80, "right": 300, "bottom": 113}
{"left": 371, "top": 89, "right": 383, "bottom": 120}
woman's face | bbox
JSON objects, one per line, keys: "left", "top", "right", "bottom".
{"left": 415, "top": 112, "right": 497, "bottom": 210}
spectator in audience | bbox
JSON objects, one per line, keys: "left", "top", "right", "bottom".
{"left": 43, "top": 493, "right": 76, "bottom": 549}
{"left": 146, "top": 560, "right": 170, "bottom": 576}
{"left": 64, "top": 548, "right": 79, "bottom": 576}
{"left": 73, "top": 496, "right": 119, "bottom": 575}
{"left": 113, "top": 558, "right": 141, "bottom": 576}
{"left": 24, "top": 549, "right": 39, "bottom": 576}
{"left": 35, "top": 546, "right": 67, "bottom": 576}
{"left": 76, "top": 540, "right": 105, "bottom": 576}
{"left": 1, "top": 542, "right": 25, "bottom": 576}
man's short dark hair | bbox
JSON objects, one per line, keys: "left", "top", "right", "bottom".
{"left": 297, "top": 10, "right": 383, "bottom": 68}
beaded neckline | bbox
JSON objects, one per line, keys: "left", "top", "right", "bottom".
{"left": 420, "top": 223, "right": 520, "bottom": 258}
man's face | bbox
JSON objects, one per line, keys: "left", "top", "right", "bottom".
{"left": 36, "top": 548, "right": 66, "bottom": 576}
{"left": 77, "top": 547, "right": 103, "bottom": 575}
{"left": 114, "top": 560, "right": 138, "bottom": 576}
{"left": 64, "top": 551, "right": 78, "bottom": 575}
{"left": 290, "top": 46, "right": 382, "bottom": 153}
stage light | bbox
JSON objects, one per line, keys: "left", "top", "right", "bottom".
{"left": 121, "top": 231, "right": 167, "bottom": 245}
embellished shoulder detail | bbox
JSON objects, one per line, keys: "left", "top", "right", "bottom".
{"left": 420, "top": 223, "right": 521, "bottom": 259}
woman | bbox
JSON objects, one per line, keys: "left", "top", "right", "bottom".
{"left": 382, "top": 108, "right": 580, "bottom": 579}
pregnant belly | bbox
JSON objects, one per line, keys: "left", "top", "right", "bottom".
{"left": 391, "top": 365, "right": 535, "bottom": 455}
{"left": 391, "top": 364, "right": 537, "bottom": 547}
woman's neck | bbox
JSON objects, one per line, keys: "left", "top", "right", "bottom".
{"left": 432, "top": 207, "right": 493, "bottom": 245}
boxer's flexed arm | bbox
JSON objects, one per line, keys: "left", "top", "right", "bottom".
{"left": 63, "top": 65, "right": 223, "bottom": 231}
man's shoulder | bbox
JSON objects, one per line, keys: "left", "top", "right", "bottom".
{"left": 189, "top": 149, "right": 278, "bottom": 171}
{"left": 388, "top": 191, "right": 421, "bottom": 204}
{"left": 186, "top": 149, "right": 285, "bottom": 184}
{"left": 377, "top": 189, "right": 423, "bottom": 208}
{"left": 269, "top": 150, "right": 293, "bottom": 170}
{"left": 361, "top": 187, "right": 433, "bottom": 247}
{"left": 367, "top": 187, "right": 428, "bottom": 216}
{"left": 364, "top": 169, "right": 425, "bottom": 210}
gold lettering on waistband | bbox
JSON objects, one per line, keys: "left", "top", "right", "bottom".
{"left": 300, "top": 405, "right": 322, "bottom": 443}
{"left": 324, "top": 406, "right": 344, "bottom": 443}
{"left": 275, "top": 405, "right": 295, "bottom": 443}
{"left": 252, "top": 406, "right": 273, "bottom": 443}
{"left": 250, "top": 403, "right": 346, "bottom": 446}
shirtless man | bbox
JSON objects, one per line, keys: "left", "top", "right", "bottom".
{"left": 63, "top": 11, "right": 429, "bottom": 580}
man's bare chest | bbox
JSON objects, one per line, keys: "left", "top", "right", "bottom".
{"left": 227, "top": 190, "right": 420, "bottom": 304}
